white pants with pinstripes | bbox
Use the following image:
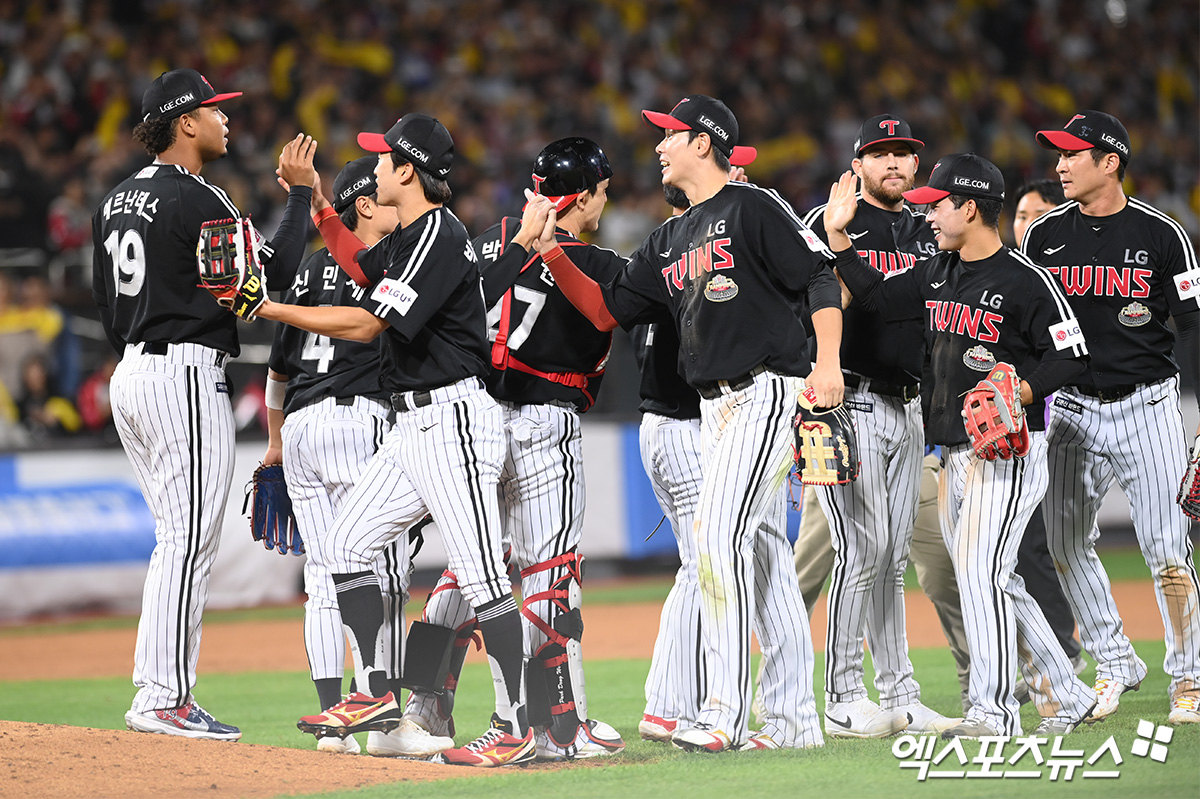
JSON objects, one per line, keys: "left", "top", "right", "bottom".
{"left": 940, "top": 433, "right": 1095, "bottom": 734}
{"left": 323, "top": 378, "right": 511, "bottom": 616}
{"left": 692, "top": 370, "right": 822, "bottom": 747}
{"left": 1045, "top": 377, "right": 1200, "bottom": 701}
{"left": 282, "top": 396, "right": 409, "bottom": 684}
{"left": 815, "top": 384, "right": 923, "bottom": 707}
{"left": 500, "top": 402, "right": 587, "bottom": 668}
{"left": 111, "top": 343, "right": 235, "bottom": 714}
{"left": 641, "top": 411, "right": 818, "bottom": 745}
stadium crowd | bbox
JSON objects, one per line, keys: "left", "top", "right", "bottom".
{"left": 0, "top": 0, "right": 1196, "bottom": 446}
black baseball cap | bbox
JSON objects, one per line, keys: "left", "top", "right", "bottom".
{"left": 641, "top": 95, "right": 758, "bottom": 164}
{"left": 331, "top": 157, "right": 379, "bottom": 213}
{"left": 1036, "top": 110, "right": 1130, "bottom": 163}
{"left": 903, "top": 153, "right": 1005, "bottom": 205}
{"left": 141, "top": 69, "right": 242, "bottom": 123}
{"left": 853, "top": 114, "right": 924, "bottom": 157}
{"left": 358, "top": 113, "right": 454, "bottom": 177}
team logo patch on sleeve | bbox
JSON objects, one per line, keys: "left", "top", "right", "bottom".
{"left": 962, "top": 345, "right": 997, "bottom": 371}
{"left": 1049, "top": 319, "right": 1085, "bottom": 350}
{"left": 1175, "top": 268, "right": 1200, "bottom": 301}
{"left": 375, "top": 277, "right": 419, "bottom": 316}
{"left": 1118, "top": 301, "right": 1151, "bottom": 327}
{"left": 704, "top": 274, "right": 739, "bottom": 302}
{"left": 215, "top": 381, "right": 229, "bottom": 394}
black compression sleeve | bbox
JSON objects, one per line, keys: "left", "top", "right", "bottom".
{"left": 1024, "top": 358, "right": 1087, "bottom": 402}
{"left": 834, "top": 247, "right": 884, "bottom": 311}
{"left": 481, "top": 243, "right": 531, "bottom": 308}
{"left": 263, "top": 186, "right": 314, "bottom": 286}
{"left": 1175, "top": 311, "right": 1200, "bottom": 414}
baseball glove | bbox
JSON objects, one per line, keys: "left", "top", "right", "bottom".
{"left": 793, "top": 386, "right": 859, "bottom": 485}
{"left": 197, "top": 217, "right": 266, "bottom": 321}
{"left": 1177, "top": 436, "right": 1200, "bottom": 521}
{"left": 962, "top": 362, "right": 1029, "bottom": 460}
{"left": 241, "top": 463, "right": 304, "bottom": 555}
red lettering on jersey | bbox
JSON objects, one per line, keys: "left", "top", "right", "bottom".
{"left": 1131, "top": 268, "right": 1152, "bottom": 298}
{"left": 1061, "top": 265, "right": 1092, "bottom": 295}
{"left": 927, "top": 300, "right": 1002, "bottom": 343}
{"left": 955, "top": 306, "right": 982, "bottom": 339}
{"left": 860, "top": 249, "right": 917, "bottom": 276}
{"left": 1107, "top": 266, "right": 1129, "bottom": 297}
{"left": 712, "top": 238, "right": 734, "bottom": 270}
{"left": 695, "top": 241, "right": 712, "bottom": 276}
{"left": 981, "top": 312, "right": 1002, "bottom": 343}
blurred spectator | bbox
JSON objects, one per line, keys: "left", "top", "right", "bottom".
{"left": 0, "top": 272, "right": 43, "bottom": 402}
{"left": 19, "top": 274, "right": 80, "bottom": 397}
{"left": 16, "top": 354, "right": 81, "bottom": 439}
{"left": 77, "top": 354, "right": 117, "bottom": 438}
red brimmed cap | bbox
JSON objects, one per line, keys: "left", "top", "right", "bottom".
{"left": 141, "top": 69, "right": 242, "bottom": 122}
{"left": 358, "top": 113, "right": 455, "bottom": 177}
{"left": 903, "top": 153, "right": 1005, "bottom": 205}
{"left": 853, "top": 114, "right": 924, "bottom": 157}
{"left": 1036, "top": 111, "right": 1130, "bottom": 163}
{"left": 642, "top": 94, "right": 742, "bottom": 159}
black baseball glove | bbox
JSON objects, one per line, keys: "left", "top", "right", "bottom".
{"left": 242, "top": 463, "right": 303, "bottom": 555}
{"left": 793, "top": 386, "right": 859, "bottom": 485}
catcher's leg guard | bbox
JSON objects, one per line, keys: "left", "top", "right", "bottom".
{"left": 400, "top": 620, "right": 455, "bottom": 694}
{"left": 521, "top": 549, "right": 588, "bottom": 743}
{"left": 403, "top": 568, "right": 481, "bottom": 736}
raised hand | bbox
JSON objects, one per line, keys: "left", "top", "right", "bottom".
{"left": 824, "top": 170, "right": 860, "bottom": 251}
{"left": 276, "top": 134, "right": 317, "bottom": 191}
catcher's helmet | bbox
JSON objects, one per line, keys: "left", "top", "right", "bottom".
{"left": 530, "top": 137, "right": 613, "bottom": 211}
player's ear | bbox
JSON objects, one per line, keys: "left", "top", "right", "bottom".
{"left": 356, "top": 195, "right": 373, "bottom": 219}
{"left": 913, "top": 154, "right": 919, "bottom": 171}
{"left": 851, "top": 158, "right": 864, "bottom": 178}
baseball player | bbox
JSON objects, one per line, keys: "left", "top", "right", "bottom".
{"left": 637, "top": 168, "right": 815, "bottom": 750}
{"left": 258, "top": 114, "right": 539, "bottom": 766}
{"left": 1024, "top": 111, "right": 1200, "bottom": 725}
{"left": 398, "top": 137, "right": 627, "bottom": 761}
{"left": 93, "top": 69, "right": 314, "bottom": 741}
{"left": 830, "top": 154, "right": 1097, "bottom": 737}
{"left": 536, "top": 95, "right": 838, "bottom": 751}
{"left": 264, "top": 156, "right": 444, "bottom": 756}
{"left": 1012, "top": 179, "right": 1066, "bottom": 247}
{"left": 794, "top": 114, "right": 954, "bottom": 738}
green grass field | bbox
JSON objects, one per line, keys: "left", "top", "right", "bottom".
{"left": 3, "top": 547, "right": 1197, "bottom": 798}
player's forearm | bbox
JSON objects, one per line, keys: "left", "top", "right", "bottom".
{"left": 539, "top": 245, "right": 619, "bottom": 332}
{"left": 256, "top": 299, "right": 386, "bottom": 342}
{"left": 312, "top": 207, "right": 370, "bottom": 287}
{"left": 810, "top": 306, "right": 842, "bottom": 371}
{"left": 833, "top": 247, "right": 883, "bottom": 311}
{"left": 481, "top": 244, "right": 531, "bottom": 308}
{"left": 1175, "top": 311, "right": 1200, "bottom": 415}
{"left": 263, "top": 186, "right": 314, "bottom": 286}
{"left": 1023, "top": 357, "right": 1086, "bottom": 404}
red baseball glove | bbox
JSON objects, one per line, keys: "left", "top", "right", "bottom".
{"left": 962, "top": 363, "right": 1029, "bottom": 460}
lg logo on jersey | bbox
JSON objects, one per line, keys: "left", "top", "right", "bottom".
{"left": 1124, "top": 249, "right": 1149, "bottom": 265}
{"left": 1176, "top": 267, "right": 1200, "bottom": 300}
{"left": 376, "top": 277, "right": 419, "bottom": 316}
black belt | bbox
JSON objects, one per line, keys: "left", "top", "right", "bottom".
{"left": 140, "top": 341, "right": 229, "bottom": 367}
{"left": 336, "top": 396, "right": 355, "bottom": 406}
{"left": 390, "top": 391, "right": 434, "bottom": 412}
{"left": 843, "top": 373, "right": 920, "bottom": 402}
{"left": 695, "top": 367, "right": 763, "bottom": 401}
{"left": 1075, "top": 384, "right": 1139, "bottom": 403}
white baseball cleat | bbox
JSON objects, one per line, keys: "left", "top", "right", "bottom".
{"left": 366, "top": 717, "right": 454, "bottom": 757}
{"left": 317, "top": 733, "right": 361, "bottom": 754}
{"left": 940, "top": 718, "right": 1005, "bottom": 740}
{"left": 671, "top": 723, "right": 734, "bottom": 752}
{"left": 824, "top": 698, "right": 907, "bottom": 739}
{"left": 535, "top": 719, "right": 625, "bottom": 761}
{"left": 894, "top": 702, "right": 960, "bottom": 734}
{"left": 638, "top": 713, "right": 678, "bottom": 742}
{"left": 738, "top": 732, "right": 780, "bottom": 750}
{"left": 1088, "top": 677, "right": 1140, "bottom": 723}
{"left": 1169, "top": 695, "right": 1200, "bottom": 725}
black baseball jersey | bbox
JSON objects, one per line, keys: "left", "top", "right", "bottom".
{"left": 601, "top": 181, "right": 841, "bottom": 387}
{"left": 92, "top": 162, "right": 281, "bottom": 356}
{"left": 474, "top": 217, "right": 626, "bottom": 411}
{"left": 801, "top": 197, "right": 937, "bottom": 382}
{"left": 357, "top": 206, "right": 489, "bottom": 392}
{"left": 1022, "top": 197, "right": 1200, "bottom": 389}
{"left": 631, "top": 320, "right": 701, "bottom": 420}
{"left": 267, "top": 248, "right": 388, "bottom": 415}
{"left": 836, "top": 246, "right": 1088, "bottom": 447}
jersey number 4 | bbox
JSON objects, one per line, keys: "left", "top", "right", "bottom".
{"left": 103, "top": 229, "right": 146, "bottom": 296}
{"left": 486, "top": 286, "right": 546, "bottom": 351}
{"left": 302, "top": 304, "right": 335, "bottom": 373}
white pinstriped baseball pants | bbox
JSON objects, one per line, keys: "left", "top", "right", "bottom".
{"left": 691, "top": 371, "right": 822, "bottom": 747}
{"left": 940, "top": 433, "right": 1095, "bottom": 734}
{"left": 1045, "top": 377, "right": 1200, "bottom": 701}
{"left": 282, "top": 396, "right": 409, "bottom": 683}
{"left": 815, "top": 385, "right": 924, "bottom": 707}
{"left": 111, "top": 343, "right": 235, "bottom": 714}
